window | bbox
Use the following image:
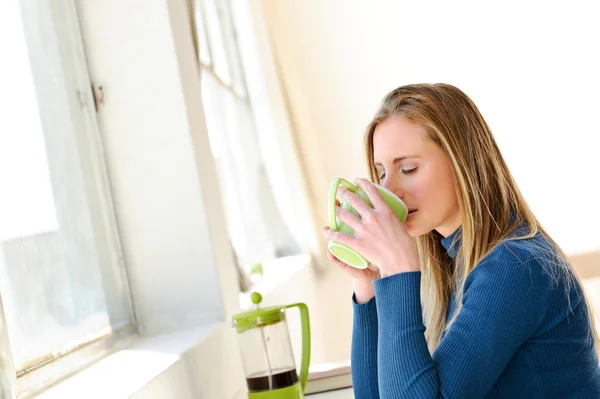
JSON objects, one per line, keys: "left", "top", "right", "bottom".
{"left": 192, "top": 0, "right": 302, "bottom": 289}
{"left": 0, "top": 1, "right": 134, "bottom": 395}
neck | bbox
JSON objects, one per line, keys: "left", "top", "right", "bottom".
{"left": 436, "top": 211, "right": 462, "bottom": 238}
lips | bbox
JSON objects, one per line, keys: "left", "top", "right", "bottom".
{"left": 408, "top": 209, "right": 418, "bottom": 214}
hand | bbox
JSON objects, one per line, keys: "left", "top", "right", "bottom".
{"left": 325, "top": 198, "right": 380, "bottom": 281}
{"left": 323, "top": 178, "right": 420, "bottom": 278}
{"left": 325, "top": 199, "right": 380, "bottom": 304}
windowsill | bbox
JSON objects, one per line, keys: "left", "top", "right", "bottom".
{"left": 33, "top": 255, "right": 313, "bottom": 399}
{"left": 34, "top": 323, "right": 222, "bottom": 399}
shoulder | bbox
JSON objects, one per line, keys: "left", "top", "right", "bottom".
{"left": 465, "top": 232, "right": 556, "bottom": 297}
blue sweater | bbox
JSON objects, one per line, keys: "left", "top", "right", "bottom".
{"left": 351, "top": 227, "right": 600, "bottom": 398}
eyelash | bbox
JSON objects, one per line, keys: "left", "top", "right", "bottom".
{"left": 378, "top": 167, "right": 418, "bottom": 180}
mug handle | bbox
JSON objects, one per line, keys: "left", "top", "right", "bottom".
{"left": 286, "top": 303, "right": 311, "bottom": 394}
{"left": 328, "top": 178, "right": 358, "bottom": 231}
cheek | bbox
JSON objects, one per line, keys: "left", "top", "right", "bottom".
{"left": 402, "top": 177, "right": 434, "bottom": 236}
{"left": 405, "top": 170, "right": 436, "bottom": 204}
{"left": 407, "top": 169, "right": 448, "bottom": 215}
{"left": 404, "top": 179, "right": 426, "bottom": 202}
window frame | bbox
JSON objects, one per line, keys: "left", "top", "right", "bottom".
{"left": 0, "top": 0, "right": 137, "bottom": 396}
{"left": 194, "top": 0, "right": 309, "bottom": 283}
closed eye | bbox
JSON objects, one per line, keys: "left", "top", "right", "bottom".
{"left": 379, "top": 167, "right": 417, "bottom": 180}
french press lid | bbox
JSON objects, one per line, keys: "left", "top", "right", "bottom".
{"left": 232, "top": 292, "right": 286, "bottom": 333}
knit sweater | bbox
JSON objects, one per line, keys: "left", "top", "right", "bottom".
{"left": 351, "top": 227, "right": 600, "bottom": 398}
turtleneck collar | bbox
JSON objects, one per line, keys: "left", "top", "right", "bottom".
{"left": 440, "top": 226, "right": 462, "bottom": 259}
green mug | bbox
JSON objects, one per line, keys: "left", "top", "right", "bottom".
{"left": 328, "top": 178, "right": 408, "bottom": 269}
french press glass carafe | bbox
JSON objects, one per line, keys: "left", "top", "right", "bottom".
{"left": 232, "top": 292, "right": 310, "bottom": 399}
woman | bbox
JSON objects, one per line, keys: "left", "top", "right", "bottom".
{"left": 323, "top": 83, "right": 600, "bottom": 398}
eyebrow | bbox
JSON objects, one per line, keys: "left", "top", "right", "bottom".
{"left": 374, "top": 156, "right": 420, "bottom": 167}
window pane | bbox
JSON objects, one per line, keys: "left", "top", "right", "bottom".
{"left": 200, "top": 0, "right": 232, "bottom": 84}
{"left": 0, "top": 2, "right": 132, "bottom": 373}
{"left": 201, "top": 70, "right": 301, "bottom": 270}
{"left": 201, "top": 71, "right": 250, "bottom": 258}
{"left": 217, "top": 0, "right": 246, "bottom": 97}
{"left": 198, "top": 1, "right": 303, "bottom": 279}
{"left": 193, "top": 0, "right": 212, "bottom": 66}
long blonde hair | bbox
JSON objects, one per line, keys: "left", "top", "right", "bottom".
{"left": 364, "top": 83, "right": 599, "bottom": 353}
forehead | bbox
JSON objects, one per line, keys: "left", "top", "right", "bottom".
{"left": 372, "top": 117, "right": 430, "bottom": 163}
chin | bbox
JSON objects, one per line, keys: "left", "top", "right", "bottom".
{"left": 404, "top": 223, "right": 424, "bottom": 238}
{"left": 405, "top": 219, "right": 435, "bottom": 238}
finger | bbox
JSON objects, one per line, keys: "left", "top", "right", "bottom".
{"left": 355, "top": 178, "right": 388, "bottom": 210}
{"left": 367, "top": 263, "right": 381, "bottom": 279}
{"left": 327, "top": 249, "right": 343, "bottom": 265}
{"left": 335, "top": 206, "right": 362, "bottom": 232}
{"left": 327, "top": 248, "right": 352, "bottom": 271}
{"left": 367, "top": 263, "right": 379, "bottom": 272}
{"left": 324, "top": 228, "right": 358, "bottom": 249}
{"left": 338, "top": 186, "right": 372, "bottom": 217}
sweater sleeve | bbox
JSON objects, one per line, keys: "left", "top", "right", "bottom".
{"left": 351, "top": 293, "right": 380, "bottom": 398}
{"left": 373, "top": 244, "right": 550, "bottom": 398}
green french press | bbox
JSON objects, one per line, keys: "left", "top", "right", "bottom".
{"left": 232, "top": 292, "right": 310, "bottom": 399}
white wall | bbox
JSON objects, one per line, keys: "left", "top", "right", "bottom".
{"left": 262, "top": 0, "right": 600, "bottom": 256}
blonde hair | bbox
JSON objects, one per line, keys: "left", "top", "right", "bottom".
{"left": 364, "top": 83, "right": 599, "bottom": 354}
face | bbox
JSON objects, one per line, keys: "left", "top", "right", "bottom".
{"left": 372, "top": 116, "right": 461, "bottom": 238}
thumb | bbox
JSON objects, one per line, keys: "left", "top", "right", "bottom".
{"left": 367, "top": 264, "right": 379, "bottom": 271}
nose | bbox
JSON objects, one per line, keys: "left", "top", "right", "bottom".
{"left": 382, "top": 179, "right": 405, "bottom": 200}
